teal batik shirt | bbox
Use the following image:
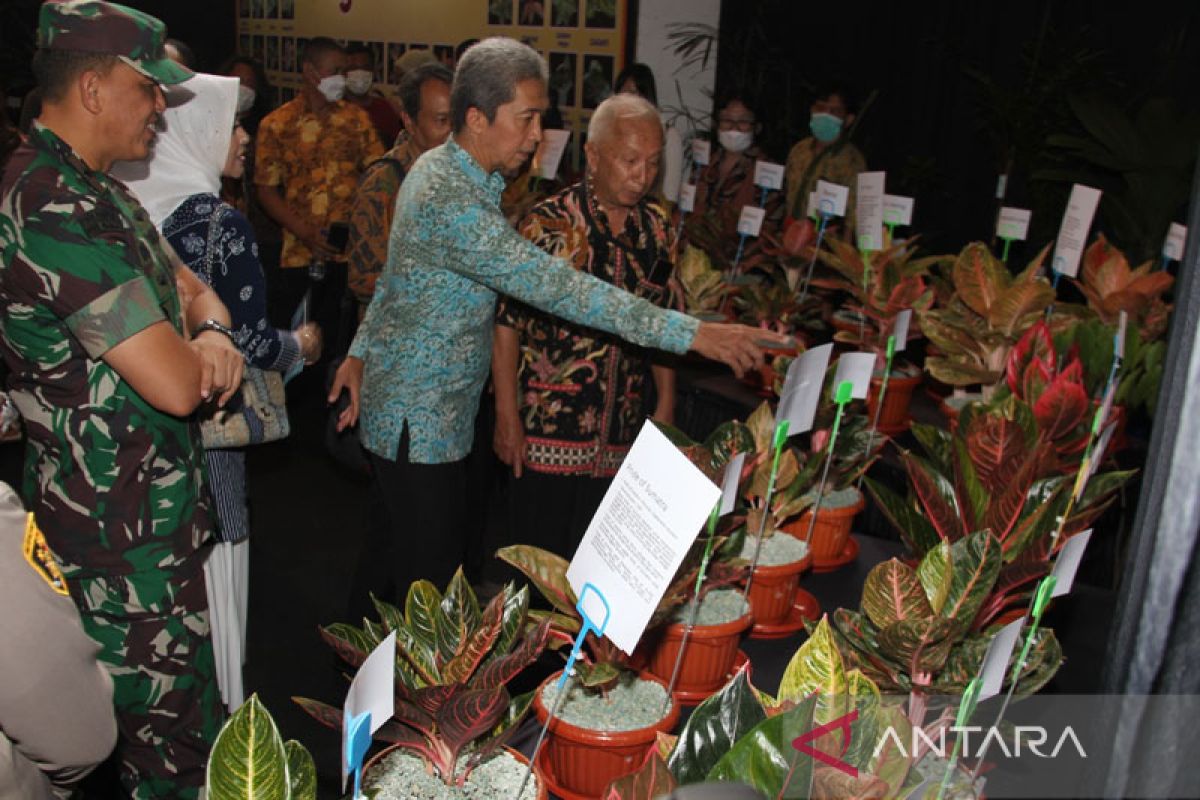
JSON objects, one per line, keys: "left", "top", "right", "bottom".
{"left": 349, "top": 138, "right": 699, "bottom": 464}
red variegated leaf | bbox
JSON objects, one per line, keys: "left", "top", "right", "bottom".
{"left": 901, "top": 451, "right": 965, "bottom": 542}
{"left": 292, "top": 696, "right": 343, "bottom": 732}
{"left": 862, "top": 560, "right": 934, "bottom": 629}
{"left": 1006, "top": 321, "right": 1055, "bottom": 395}
{"left": 441, "top": 587, "right": 505, "bottom": 684}
{"left": 374, "top": 718, "right": 433, "bottom": 755}
{"left": 603, "top": 747, "right": 677, "bottom": 800}
{"left": 939, "top": 531, "right": 1003, "bottom": 629}
{"left": 408, "top": 684, "right": 458, "bottom": 719}
{"left": 964, "top": 410, "right": 1029, "bottom": 496}
{"left": 436, "top": 687, "right": 510, "bottom": 761}
{"left": 1032, "top": 361, "right": 1090, "bottom": 442}
{"left": 474, "top": 620, "right": 551, "bottom": 693}
{"left": 317, "top": 623, "right": 372, "bottom": 669}
{"left": 983, "top": 455, "right": 1038, "bottom": 542}
{"left": 952, "top": 242, "right": 1007, "bottom": 317}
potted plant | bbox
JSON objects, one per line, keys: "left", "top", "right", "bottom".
{"left": 294, "top": 569, "right": 551, "bottom": 799}
{"left": 206, "top": 694, "right": 316, "bottom": 800}
{"left": 866, "top": 396, "right": 1133, "bottom": 628}
{"left": 809, "top": 237, "right": 950, "bottom": 432}
{"left": 920, "top": 241, "right": 1057, "bottom": 419}
{"left": 677, "top": 243, "right": 731, "bottom": 321}
{"left": 497, "top": 544, "right": 683, "bottom": 800}
{"left": 1071, "top": 234, "right": 1174, "bottom": 340}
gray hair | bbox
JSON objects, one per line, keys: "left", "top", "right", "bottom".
{"left": 587, "top": 94, "right": 662, "bottom": 144}
{"left": 450, "top": 37, "right": 548, "bottom": 133}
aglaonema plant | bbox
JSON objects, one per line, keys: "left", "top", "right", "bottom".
{"left": 294, "top": 569, "right": 550, "bottom": 787}
{"left": 207, "top": 694, "right": 316, "bottom": 800}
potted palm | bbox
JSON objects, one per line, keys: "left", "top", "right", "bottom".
{"left": 809, "top": 237, "right": 949, "bottom": 432}
{"left": 294, "top": 570, "right": 551, "bottom": 799}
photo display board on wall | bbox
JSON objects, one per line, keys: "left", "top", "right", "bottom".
{"left": 237, "top": 0, "right": 627, "bottom": 171}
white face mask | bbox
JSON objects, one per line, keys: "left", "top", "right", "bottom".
{"left": 345, "top": 69, "right": 373, "bottom": 96}
{"left": 236, "top": 85, "right": 256, "bottom": 114}
{"left": 718, "top": 129, "right": 753, "bottom": 154}
{"left": 317, "top": 74, "right": 346, "bottom": 102}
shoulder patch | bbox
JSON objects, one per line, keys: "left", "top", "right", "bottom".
{"left": 22, "top": 513, "right": 69, "bottom": 596}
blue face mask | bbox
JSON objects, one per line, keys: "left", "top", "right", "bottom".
{"left": 810, "top": 112, "right": 844, "bottom": 143}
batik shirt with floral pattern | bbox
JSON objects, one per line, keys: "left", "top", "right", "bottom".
{"left": 254, "top": 95, "right": 383, "bottom": 268}
{"left": 348, "top": 138, "right": 699, "bottom": 464}
{"left": 784, "top": 137, "right": 866, "bottom": 229}
{"left": 496, "top": 180, "right": 680, "bottom": 477}
{"left": 689, "top": 145, "right": 785, "bottom": 266}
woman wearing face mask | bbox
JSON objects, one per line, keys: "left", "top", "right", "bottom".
{"left": 689, "top": 92, "right": 784, "bottom": 268}
{"left": 783, "top": 81, "right": 866, "bottom": 234}
{"left": 344, "top": 43, "right": 403, "bottom": 146}
{"left": 112, "top": 73, "right": 323, "bottom": 711}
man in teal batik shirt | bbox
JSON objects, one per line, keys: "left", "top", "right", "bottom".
{"left": 330, "top": 37, "right": 782, "bottom": 607}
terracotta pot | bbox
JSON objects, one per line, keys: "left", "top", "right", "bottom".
{"left": 363, "top": 743, "right": 547, "bottom": 800}
{"left": 643, "top": 611, "right": 753, "bottom": 700}
{"left": 867, "top": 371, "right": 922, "bottom": 434}
{"left": 743, "top": 557, "right": 808, "bottom": 626}
{"left": 532, "top": 671, "right": 679, "bottom": 800}
{"left": 785, "top": 491, "right": 865, "bottom": 564}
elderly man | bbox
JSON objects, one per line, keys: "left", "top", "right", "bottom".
{"left": 491, "top": 94, "right": 680, "bottom": 557}
{"left": 0, "top": 2, "right": 242, "bottom": 796}
{"left": 330, "top": 37, "right": 782, "bottom": 607}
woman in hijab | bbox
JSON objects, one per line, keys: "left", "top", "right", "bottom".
{"left": 113, "top": 73, "right": 321, "bottom": 711}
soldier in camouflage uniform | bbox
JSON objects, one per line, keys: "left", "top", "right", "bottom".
{"left": 0, "top": 2, "right": 245, "bottom": 797}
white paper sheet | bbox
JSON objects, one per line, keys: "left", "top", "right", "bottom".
{"left": 855, "top": 171, "right": 886, "bottom": 251}
{"left": 777, "top": 343, "right": 833, "bottom": 433}
{"left": 1163, "top": 222, "right": 1188, "bottom": 260}
{"left": 737, "top": 206, "right": 765, "bottom": 237}
{"left": 996, "top": 207, "right": 1032, "bottom": 241}
{"left": 678, "top": 183, "right": 696, "bottom": 213}
{"left": 1051, "top": 529, "right": 1093, "bottom": 598}
{"left": 342, "top": 631, "right": 396, "bottom": 789}
{"left": 1051, "top": 185, "right": 1102, "bottom": 277}
{"left": 692, "top": 139, "right": 711, "bottom": 166}
{"left": 893, "top": 308, "right": 913, "bottom": 352}
{"left": 753, "top": 160, "right": 785, "bottom": 190}
{"left": 534, "top": 129, "right": 570, "bottom": 179}
{"left": 566, "top": 423, "right": 720, "bottom": 654}
{"left": 815, "top": 180, "right": 849, "bottom": 217}
{"left": 720, "top": 452, "right": 747, "bottom": 516}
{"left": 882, "top": 194, "right": 914, "bottom": 226}
{"left": 833, "top": 352, "right": 875, "bottom": 400}
{"left": 978, "top": 618, "right": 1023, "bottom": 702}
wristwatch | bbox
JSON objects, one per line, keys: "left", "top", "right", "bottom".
{"left": 193, "top": 319, "right": 237, "bottom": 344}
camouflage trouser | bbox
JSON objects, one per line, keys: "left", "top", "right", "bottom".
{"left": 70, "top": 556, "right": 223, "bottom": 799}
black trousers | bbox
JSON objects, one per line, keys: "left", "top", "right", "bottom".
{"left": 505, "top": 471, "right": 612, "bottom": 561}
{"left": 347, "top": 428, "right": 468, "bottom": 621}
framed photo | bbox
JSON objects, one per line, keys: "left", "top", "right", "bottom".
{"left": 488, "top": 0, "right": 514, "bottom": 25}
{"left": 281, "top": 0, "right": 295, "bottom": 20}
{"left": 265, "top": 36, "right": 279, "bottom": 71}
{"left": 584, "top": 0, "right": 616, "bottom": 29}
{"left": 387, "top": 42, "right": 406, "bottom": 79}
{"left": 551, "top": 0, "right": 579, "bottom": 27}
{"left": 548, "top": 52, "right": 577, "bottom": 109}
{"left": 519, "top": 0, "right": 544, "bottom": 26}
{"left": 581, "top": 54, "right": 613, "bottom": 109}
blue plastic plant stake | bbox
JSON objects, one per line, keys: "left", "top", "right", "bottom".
{"left": 801, "top": 381, "right": 853, "bottom": 545}
{"left": 345, "top": 711, "right": 371, "bottom": 800}
{"left": 558, "top": 583, "right": 612, "bottom": 690}
{"left": 798, "top": 211, "right": 832, "bottom": 301}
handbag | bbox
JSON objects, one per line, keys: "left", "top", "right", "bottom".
{"left": 194, "top": 202, "right": 291, "bottom": 449}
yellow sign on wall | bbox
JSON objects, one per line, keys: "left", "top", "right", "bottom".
{"left": 237, "top": 0, "right": 627, "bottom": 168}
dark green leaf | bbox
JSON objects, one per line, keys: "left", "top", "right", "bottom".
{"left": 706, "top": 695, "right": 817, "bottom": 799}
{"left": 668, "top": 667, "right": 766, "bottom": 785}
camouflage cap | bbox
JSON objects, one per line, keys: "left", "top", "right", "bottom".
{"left": 37, "top": 0, "right": 191, "bottom": 86}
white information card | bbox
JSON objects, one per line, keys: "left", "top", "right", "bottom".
{"left": 342, "top": 631, "right": 396, "bottom": 789}
{"left": 692, "top": 139, "right": 711, "bottom": 166}
{"left": 753, "top": 160, "right": 785, "bottom": 190}
{"left": 777, "top": 343, "right": 834, "bottom": 433}
{"left": 534, "top": 129, "right": 570, "bottom": 180}
{"left": 833, "top": 352, "right": 876, "bottom": 400}
{"left": 737, "top": 206, "right": 766, "bottom": 237}
{"left": 567, "top": 423, "right": 720, "bottom": 654}
{"left": 882, "top": 194, "right": 914, "bottom": 227}
{"left": 678, "top": 183, "right": 696, "bottom": 213}
{"left": 855, "top": 171, "right": 887, "bottom": 251}
{"left": 997, "top": 207, "right": 1032, "bottom": 241}
{"left": 1051, "top": 185, "right": 1102, "bottom": 277}
{"left": 1163, "top": 222, "right": 1188, "bottom": 261}
{"left": 814, "top": 180, "right": 849, "bottom": 218}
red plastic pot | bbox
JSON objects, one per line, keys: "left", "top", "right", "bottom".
{"left": 867, "top": 371, "right": 922, "bottom": 434}
{"left": 744, "top": 557, "right": 809, "bottom": 626}
{"left": 642, "top": 611, "right": 753, "bottom": 700}
{"left": 532, "top": 671, "right": 679, "bottom": 800}
{"left": 785, "top": 491, "right": 865, "bottom": 565}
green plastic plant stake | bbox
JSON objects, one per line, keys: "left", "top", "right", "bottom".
{"left": 1000, "top": 236, "right": 1013, "bottom": 263}
{"left": 744, "top": 420, "right": 790, "bottom": 599}
{"left": 800, "top": 381, "right": 853, "bottom": 545}
{"left": 858, "top": 336, "right": 895, "bottom": 492}
{"left": 935, "top": 676, "right": 982, "bottom": 800}
{"left": 664, "top": 502, "right": 723, "bottom": 715}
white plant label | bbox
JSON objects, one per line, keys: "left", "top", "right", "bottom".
{"left": 753, "top": 160, "right": 785, "bottom": 190}
{"left": 691, "top": 139, "right": 711, "bottom": 166}
{"left": 1163, "top": 222, "right": 1187, "bottom": 261}
{"left": 833, "top": 352, "right": 875, "bottom": 400}
{"left": 567, "top": 423, "right": 720, "bottom": 654}
{"left": 534, "top": 129, "right": 570, "bottom": 179}
{"left": 1115, "top": 310, "right": 1128, "bottom": 360}
{"left": 342, "top": 631, "right": 397, "bottom": 789}
{"left": 996, "top": 173, "right": 1008, "bottom": 199}
{"left": 1051, "top": 184, "right": 1102, "bottom": 277}
{"left": 855, "top": 171, "right": 886, "bottom": 251}
{"left": 678, "top": 183, "right": 696, "bottom": 213}
{"left": 882, "top": 194, "right": 914, "bottom": 226}
{"left": 893, "top": 308, "right": 913, "bottom": 352}
{"left": 997, "top": 207, "right": 1032, "bottom": 241}
{"left": 777, "top": 343, "right": 834, "bottom": 434}
{"left": 815, "top": 180, "right": 849, "bottom": 218}
{"left": 737, "top": 205, "right": 765, "bottom": 238}
{"left": 1051, "top": 529, "right": 1093, "bottom": 598}
{"left": 806, "top": 191, "right": 818, "bottom": 220}
{"left": 719, "top": 452, "right": 747, "bottom": 516}
{"left": 978, "top": 618, "right": 1023, "bottom": 702}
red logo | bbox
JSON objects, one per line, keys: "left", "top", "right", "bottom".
{"left": 339, "top": 0, "right": 352, "bottom": 11}
{"left": 792, "top": 710, "right": 859, "bottom": 777}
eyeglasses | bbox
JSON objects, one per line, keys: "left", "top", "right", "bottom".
{"left": 717, "top": 116, "right": 756, "bottom": 132}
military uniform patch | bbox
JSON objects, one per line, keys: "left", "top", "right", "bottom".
{"left": 23, "top": 512, "right": 69, "bottom": 596}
